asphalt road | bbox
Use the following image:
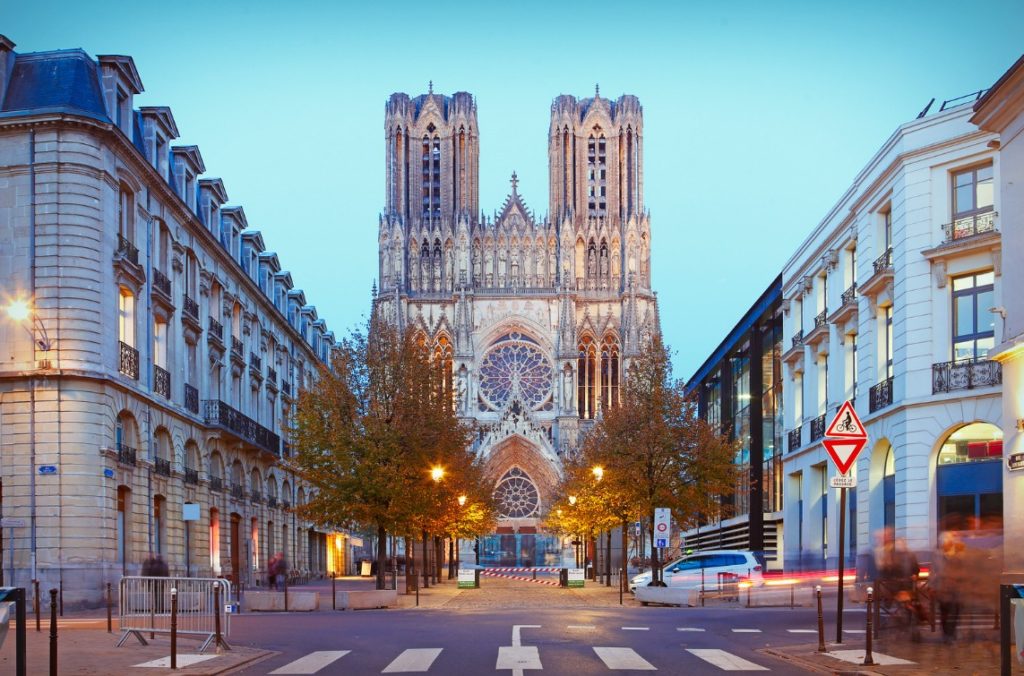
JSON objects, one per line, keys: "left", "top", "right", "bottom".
{"left": 230, "top": 604, "right": 866, "bottom": 674}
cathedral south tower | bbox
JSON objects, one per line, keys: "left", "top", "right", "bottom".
{"left": 376, "top": 87, "right": 659, "bottom": 565}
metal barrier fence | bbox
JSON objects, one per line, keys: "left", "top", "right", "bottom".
{"left": 117, "top": 576, "right": 232, "bottom": 652}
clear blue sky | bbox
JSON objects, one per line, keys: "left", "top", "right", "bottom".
{"left": 6, "top": 1, "right": 1023, "bottom": 379}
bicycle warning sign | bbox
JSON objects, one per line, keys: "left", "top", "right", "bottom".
{"left": 825, "top": 401, "right": 866, "bottom": 438}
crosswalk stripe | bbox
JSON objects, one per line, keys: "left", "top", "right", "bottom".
{"left": 730, "top": 628, "right": 761, "bottom": 633}
{"left": 676, "top": 627, "right": 706, "bottom": 632}
{"left": 568, "top": 625, "right": 596, "bottom": 630}
{"left": 686, "top": 649, "right": 769, "bottom": 671}
{"left": 621, "top": 626, "right": 649, "bottom": 631}
{"left": 269, "top": 650, "right": 350, "bottom": 674}
{"left": 594, "top": 647, "right": 656, "bottom": 670}
{"left": 382, "top": 648, "right": 442, "bottom": 673}
{"left": 843, "top": 629, "right": 866, "bottom": 634}
{"left": 496, "top": 645, "right": 542, "bottom": 670}
{"left": 786, "top": 629, "right": 818, "bottom": 633}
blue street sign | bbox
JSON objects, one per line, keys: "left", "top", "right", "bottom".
{"left": 103, "top": 468, "right": 115, "bottom": 479}
{"left": 655, "top": 537, "right": 668, "bottom": 548}
{"left": 37, "top": 465, "right": 57, "bottom": 475}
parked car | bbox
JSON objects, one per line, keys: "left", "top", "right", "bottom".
{"left": 629, "top": 550, "right": 764, "bottom": 592}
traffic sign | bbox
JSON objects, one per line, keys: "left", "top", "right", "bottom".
{"left": 829, "top": 474, "right": 857, "bottom": 488}
{"left": 655, "top": 538, "right": 668, "bottom": 548}
{"left": 823, "top": 437, "right": 867, "bottom": 476}
{"left": 825, "top": 401, "right": 866, "bottom": 439}
{"left": 654, "top": 507, "right": 670, "bottom": 537}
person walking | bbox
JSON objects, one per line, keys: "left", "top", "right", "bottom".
{"left": 931, "top": 531, "right": 966, "bottom": 642}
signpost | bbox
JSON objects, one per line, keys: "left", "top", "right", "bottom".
{"left": 457, "top": 568, "right": 477, "bottom": 589}
{"left": 823, "top": 400, "right": 867, "bottom": 644}
{"left": 567, "top": 568, "right": 585, "bottom": 588}
{"left": 654, "top": 508, "right": 670, "bottom": 585}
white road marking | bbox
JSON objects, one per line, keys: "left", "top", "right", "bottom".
{"left": 512, "top": 624, "right": 541, "bottom": 648}
{"left": 134, "top": 655, "right": 217, "bottom": 668}
{"left": 686, "top": 649, "right": 769, "bottom": 671}
{"left": 497, "top": 646, "right": 542, "bottom": 671}
{"left": 269, "top": 651, "right": 350, "bottom": 674}
{"left": 621, "top": 626, "right": 649, "bottom": 631}
{"left": 826, "top": 650, "right": 914, "bottom": 665}
{"left": 382, "top": 648, "right": 443, "bottom": 673}
{"left": 786, "top": 629, "right": 818, "bottom": 633}
{"left": 568, "top": 624, "right": 596, "bottom": 630}
{"left": 594, "top": 647, "right": 657, "bottom": 670}
{"left": 676, "top": 627, "right": 706, "bottom": 632}
{"left": 843, "top": 629, "right": 866, "bottom": 634}
{"left": 730, "top": 628, "right": 762, "bottom": 633}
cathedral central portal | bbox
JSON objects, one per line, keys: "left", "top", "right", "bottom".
{"left": 375, "top": 86, "right": 659, "bottom": 554}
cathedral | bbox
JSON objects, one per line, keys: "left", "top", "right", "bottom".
{"left": 375, "top": 86, "right": 660, "bottom": 563}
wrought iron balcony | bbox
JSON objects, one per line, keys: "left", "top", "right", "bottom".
{"left": 203, "top": 399, "right": 281, "bottom": 457}
{"left": 932, "top": 358, "right": 1002, "bottom": 394}
{"left": 942, "top": 211, "right": 997, "bottom": 242}
{"left": 791, "top": 330, "right": 804, "bottom": 349}
{"left": 870, "top": 376, "right": 894, "bottom": 413}
{"left": 267, "top": 367, "right": 277, "bottom": 385}
{"left": 250, "top": 490, "right": 263, "bottom": 505}
{"left": 184, "top": 383, "right": 199, "bottom": 415}
{"left": 183, "top": 294, "right": 200, "bottom": 320}
{"left": 873, "top": 247, "right": 893, "bottom": 275}
{"left": 282, "top": 381, "right": 292, "bottom": 396}
{"left": 814, "top": 310, "right": 827, "bottom": 329}
{"left": 209, "top": 476, "right": 223, "bottom": 492}
{"left": 250, "top": 354, "right": 262, "bottom": 371}
{"left": 116, "top": 442, "right": 137, "bottom": 466}
{"left": 119, "top": 341, "right": 139, "bottom": 380}
{"left": 184, "top": 467, "right": 199, "bottom": 485}
{"left": 116, "top": 234, "right": 139, "bottom": 265}
{"left": 152, "top": 268, "right": 172, "bottom": 298}
{"left": 231, "top": 336, "right": 244, "bottom": 356}
{"left": 788, "top": 426, "right": 802, "bottom": 452}
{"left": 208, "top": 317, "right": 224, "bottom": 342}
{"left": 841, "top": 283, "right": 857, "bottom": 306}
{"left": 810, "top": 413, "right": 827, "bottom": 442}
{"left": 153, "top": 457, "right": 172, "bottom": 477}
{"left": 230, "top": 482, "right": 245, "bottom": 500}
{"left": 268, "top": 496, "right": 279, "bottom": 509}
{"left": 154, "top": 365, "right": 171, "bottom": 398}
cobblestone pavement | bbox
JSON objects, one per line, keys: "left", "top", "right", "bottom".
{"left": 438, "top": 574, "right": 637, "bottom": 608}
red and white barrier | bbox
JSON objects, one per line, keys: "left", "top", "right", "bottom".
{"left": 482, "top": 567, "right": 561, "bottom": 573}
{"left": 479, "top": 570, "right": 561, "bottom": 587}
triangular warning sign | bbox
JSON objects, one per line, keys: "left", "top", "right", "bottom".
{"left": 825, "top": 401, "right": 867, "bottom": 439}
{"left": 823, "top": 437, "right": 867, "bottom": 475}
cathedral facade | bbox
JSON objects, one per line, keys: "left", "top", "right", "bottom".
{"left": 375, "top": 87, "right": 659, "bottom": 542}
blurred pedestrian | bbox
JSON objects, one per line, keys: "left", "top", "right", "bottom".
{"left": 931, "top": 531, "right": 966, "bottom": 642}
{"left": 269, "top": 552, "right": 287, "bottom": 590}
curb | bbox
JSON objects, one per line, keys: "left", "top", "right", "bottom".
{"left": 759, "top": 645, "right": 886, "bottom": 676}
{"left": 212, "top": 648, "right": 278, "bottom": 675}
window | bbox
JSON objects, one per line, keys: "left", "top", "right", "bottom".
{"left": 883, "top": 445, "right": 895, "bottom": 533}
{"left": 209, "top": 508, "right": 221, "bottom": 574}
{"left": 117, "top": 485, "right": 131, "bottom": 574}
{"left": 577, "top": 336, "right": 598, "bottom": 419}
{"left": 937, "top": 422, "right": 1003, "bottom": 466}
{"left": 154, "top": 495, "right": 166, "bottom": 555}
{"left": 883, "top": 209, "right": 892, "bottom": 250}
{"left": 884, "top": 306, "right": 893, "bottom": 378}
{"left": 952, "top": 165, "right": 994, "bottom": 218}
{"left": 952, "top": 272, "right": 995, "bottom": 361}
{"left": 600, "top": 336, "right": 620, "bottom": 411}
{"left": 116, "top": 88, "right": 127, "bottom": 128}
{"left": 118, "top": 184, "right": 134, "bottom": 240}
{"left": 119, "top": 287, "right": 136, "bottom": 346}
{"left": 153, "top": 320, "right": 167, "bottom": 368}
{"left": 845, "top": 334, "right": 858, "bottom": 401}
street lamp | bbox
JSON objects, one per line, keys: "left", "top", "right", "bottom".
{"left": 457, "top": 495, "right": 467, "bottom": 506}
{"left": 568, "top": 495, "right": 577, "bottom": 506}
{"left": 430, "top": 466, "right": 445, "bottom": 482}
{"left": 592, "top": 466, "right": 604, "bottom": 482}
{"left": 5, "top": 298, "right": 52, "bottom": 351}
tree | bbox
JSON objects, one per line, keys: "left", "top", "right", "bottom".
{"left": 571, "top": 338, "right": 737, "bottom": 585}
{"left": 290, "top": 310, "right": 491, "bottom": 589}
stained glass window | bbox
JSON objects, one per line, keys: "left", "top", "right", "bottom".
{"left": 479, "top": 332, "right": 553, "bottom": 410}
{"left": 494, "top": 467, "right": 540, "bottom": 518}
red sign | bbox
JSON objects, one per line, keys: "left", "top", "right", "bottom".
{"left": 823, "top": 437, "right": 867, "bottom": 475}
{"left": 825, "top": 401, "right": 866, "bottom": 439}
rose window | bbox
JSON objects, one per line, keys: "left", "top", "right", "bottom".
{"left": 478, "top": 332, "right": 553, "bottom": 410}
{"left": 494, "top": 467, "right": 540, "bottom": 518}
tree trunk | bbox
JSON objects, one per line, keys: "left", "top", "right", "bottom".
{"left": 422, "top": 530, "right": 430, "bottom": 589}
{"left": 649, "top": 515, "right": 660, "bottom": 585}
{"left": 605, "top": 528, "right": 612, "bottom": 587}
{"left": 405, "top": 536, "right": 414, "bottom": 595}
{"left": 621, "top": 518, "right": 628, "bottom": 594}
{"left": 448, "top": 539, "right": 455, "bottom": 579}
{"left": 375, "top": 525, "right": 388, "bottom": 590}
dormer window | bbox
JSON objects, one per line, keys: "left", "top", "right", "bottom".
{"left": 154, "top": 135, "right": 166, "bottom": 176}
{"left": 116, "top": 88, "right": 127, "bottom": 129}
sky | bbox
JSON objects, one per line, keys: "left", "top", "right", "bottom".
{"left": 6, "top": 1, "right": 1023, "bottom": 379}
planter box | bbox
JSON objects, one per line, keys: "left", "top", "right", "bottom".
{"left": 634, "top": 586, "right": 700, "bottom": 607}
{"left": 334, "top": 589, "right": 398, "bottom": 610}
{"left": 245, "top": 591, "right": 319, "bottom": 612}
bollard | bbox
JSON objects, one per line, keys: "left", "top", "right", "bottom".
{"left": 14, "top": 587, "right": 27, "bottom": 676}
{"left": 746, "top": 582, "right": 752, "bottom": 608}
{"left": 33, "top": 579, "right": 40, "bottom": 632}
{"left": 106, "top": 583, "right": 113, "bottom": 633}
{"left": 48, "top": 588, "right": 57, "bottom": 676}
{"left": 284, "top": 576, "right": 289, "bottom": 612}
{"left": 213, "top": 584, "right": 224, "bottom": 652}
{"left": 863, "top": 587, "right": 875, "bottom": 666}
{"left": 816, "top": 586, "right": 826, "bottom": 652}
{"left": 332, "top": 573, "right": 337, "bottom": 610}
{"left": 170, "top": 587, "right": 178, "bottom": 670}
{"left": 790, "top": 583, "right": 795, "bottom": 609}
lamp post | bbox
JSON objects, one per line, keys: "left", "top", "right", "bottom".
{"left": 424, "top": 466, "right": 444, "bottom": 588}
{"left": 4, "top": 299, "right": 53, "bottom": 588}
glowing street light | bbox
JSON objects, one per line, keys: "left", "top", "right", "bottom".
{"left": 431, "top": 466, "right": 445, "bottom": 482}
{"left": 592, "top": 466, "right": 604, "bottom": 482}
{"left": 6, "top": 299, "right": 30, "bottom": 322}
{"left": 4, "top": 298, "right": 52, "bottom": 351}
{"left": 457, "top": 495, "right": 467, "bottom": 506}
{"left": 568, "top": 495, "right": 577, "bottom": 506}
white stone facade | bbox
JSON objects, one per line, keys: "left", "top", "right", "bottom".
{"left": 0, "top": 38, "right": 338, "bottom": 607}
{"left": 780, "top": 102, "right": 1004, "bottom": 570}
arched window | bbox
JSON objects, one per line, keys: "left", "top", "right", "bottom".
{"left": 118, "top": 286, "right": 136, "bottom": 347}
{"left": 209, "top": 507, "right": 221, "bottom": 574}
{"left": 600, "top": 336, "right": 620, "bottom": 410}
{"left": 883, "top": 444, "right": 895, "bottom": 534}
{"left": 251, "top": 468, "right": 263, "bottom": 502}
{"left": 153, "top": 494, "right": 166, "bottom": 556}
{"left": 185, "top": 442, "right": 200, "bottom": 485}
{"left": 434, "top": 335, "right": 454, "bottom": 410}
{"left": 936, "top": 422, "right": 1003, "bottom": 532}
{"left": 118, "top": 182, "right": 134, "bottom": 241}
{"left": 577, "top": 336, "right": 598, "bottom": 419}
{"left": 115, "top": 411, "right": 138, "bottom": 463}
{"left": 117, "top": 485, "right": 131, "bottom": 574}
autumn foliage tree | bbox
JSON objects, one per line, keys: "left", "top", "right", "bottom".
{"left": 290, "top": 310, "right": 492, "bottom": 589}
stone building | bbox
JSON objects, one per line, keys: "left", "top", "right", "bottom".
{"left": 374, "top": 87, "right": 659, "bottom": 565}
{"left": 0, "top": 37, "right": 343, "bottom": 607}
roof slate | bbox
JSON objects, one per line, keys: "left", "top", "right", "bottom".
{"left": 1, "top": 50, "right": 108, "bottom": 120}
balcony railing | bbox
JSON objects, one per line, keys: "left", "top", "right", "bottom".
{"left": 870, "top": 376, "right": 894, "bottom": 413}
{"left": 787, "top": 426, "right": 802, "bottom": 452}
{"left": 116, "top": 443, "right": 137, "bottom": 466}
{"left": 209, "top": 476, "right": 223, "bottom": 492}
{"left": 250, "top": 490, "right": 263, "bottom": 505}
{"left": 231, "top": 336, "right": 244, "bottom": 356}
{"left": 185, "top": 384, "right": 199, "bottom": 414}
{"left": 942, "top": 210, "right": 997, "bottom": 242}
{"left": 119, "top": 341, "right": 139, "bottom": 380}
{"left": 791, "top": 330, "right": 804, "bottom": 350}
{"left": 153, "top": 457, "right": 172, "bottom": 477}
{"left": 932, "top": 358, "right": 1002, "bottom": 394}
{"left": 841, "top": 283, "right": 857, "bottom": 306}
{"left": 208, "top": 317, "right": 224, "bottom": 342}
{"left": 282, "top": 381, "right": 292, "bottom": 396}
{"left": 268, "top": 367, "right": 277, "bottom": 384}
{"left": 184, "top": 467, "right": 199, "bottom": 485}
{"left": 152, "top": 268, "right": 172, "bottom": 297}
{"left": 203, "top": 399, "right": 281, "bottom": 456}
{"left": 117, "top": 234, "right": 139, "bottom": 265}
{"left": 810, "top": 413, "right": 827, "bottom": 442}
{"left": 250, "top": 354, "right": 262, "bottom": 371}
{"left": 814, "top": 310, "right": 827, "bottom": 329}
{"left": 154, "top": 365, "right": 171, "bottom": 398}
{"left": 230, "top": 483, "right": 245, "bottom": 501}
{"left": 183, "top": 294, "right": 200, "bottom": 320}
{"left": 873, "top": 247, "right": 893, "bottom": 275}
{"left": 268, "top": 496, "right": 279, "bottom": 509}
